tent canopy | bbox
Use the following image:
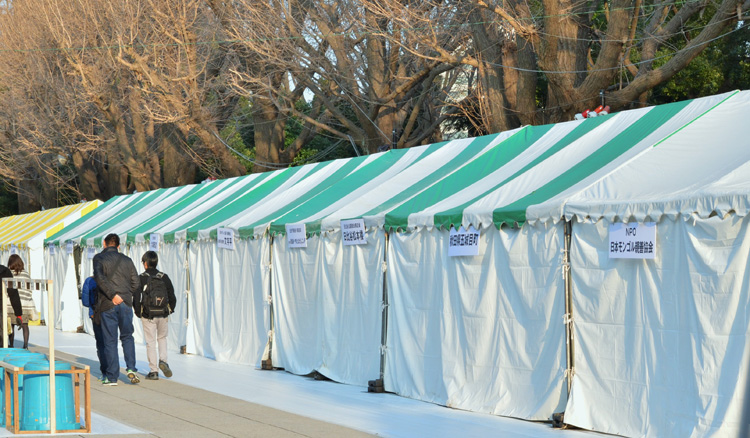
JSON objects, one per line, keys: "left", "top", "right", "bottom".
{"left": 46, "top": 90, "right": 750, "bottom": 247}
{"left": 0, "top": 201, "right": 100, "bottom": 249}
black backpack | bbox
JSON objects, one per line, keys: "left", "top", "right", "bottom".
{"left": 141, "top": 272, "right": 170, "bottom": 317}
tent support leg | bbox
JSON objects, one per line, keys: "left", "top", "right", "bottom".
{"left": 369, "top": 230, "right": 388, "bottom": 394}
{"left": 262, "top": 235, "right": 275, "bottom": 370}
{"left": 563, "top": 220, "right": 575, "bottom": 396}
{"left": 181, "top": 240, "right": 191, "bottom": 354}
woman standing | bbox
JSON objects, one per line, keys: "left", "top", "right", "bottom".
{"left": 7, "top": 254, "right": 38, "bottom": 349}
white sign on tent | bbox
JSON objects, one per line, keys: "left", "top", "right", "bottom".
{"left": 10, "top": 244, "right": 17, "bottom": 255}
{"left": 87, "top": 247, "right": 97, "bottom": 259}
{"left": 65, "top": 241, "right": 74, "bottom": 254}
{"left": 608, "top": 222, "right": 656, "bottom": 259}
{"left": 217, "top": 228, "right": 235, "bottom": 251}
{"left": 286, "top": 223, "right": 307, "bottom": 248}
{"left": 341, "top": 219, "right": 367, "bottom": 246}
{"left": 48, "top": 244, "right": 56, "bottom": 256}
{"left": 149, "top": 233, "right": 161, "bottom": 252}
{"left": 448, "top": 225, "right": 480, "bottom": 257}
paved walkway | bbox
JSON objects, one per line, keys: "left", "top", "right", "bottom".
{"left": 6, "top": 327, "right": 607, "bottom": 438}
{"left": 52, "top": 349, "right": 374, "bottom": 438}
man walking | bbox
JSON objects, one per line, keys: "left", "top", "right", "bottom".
{"left": 93, "top": 233, "right": 141, "bottom": 386}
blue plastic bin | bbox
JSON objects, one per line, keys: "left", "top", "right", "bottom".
{"left": 21, "top": 361, "right": 79, "bottom": 431}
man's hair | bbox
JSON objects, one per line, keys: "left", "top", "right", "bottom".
{"left": 142, "top": 251, "right": 158, "bottom": 269}
{"left": 7, "top": 254, "right": 24, "bottom": 274}
{"left": 104, "top": 233, "right": 120, "bottom": 247}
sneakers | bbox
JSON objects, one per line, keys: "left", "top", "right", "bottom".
{"left": 146, "top": 372, "right": 159, "bottom": 380}
{"left": 127, "top": 369, "right": 140, "bottom": 384}
{"left": 102, "top": 377, "right": 118, "bottom": 386}
{"left": 159, "top": 361, "right": 173, "bottom": 378}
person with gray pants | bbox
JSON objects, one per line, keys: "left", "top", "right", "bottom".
{"left": 135, "top": 251, "right": 176, "bottom": 380}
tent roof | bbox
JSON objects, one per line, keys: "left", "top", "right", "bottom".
{"left": 0, "top": 201, "right": 100, "bottom": 248}
{"left": 45, "top": 90, "right": 750, "bottom": 246}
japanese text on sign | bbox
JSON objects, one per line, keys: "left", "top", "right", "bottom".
{"left": 48, "top": 244, "right": 56, "bottom": 256}
{"left": 448, "top": 226, "right": 481, "bottom": 257}
{"left": 286, "top": 223, "right": 307, "bottom": 248}
{"left": 66, "top": 241, "right": 74, "bottom": 254}
{"left": 87, "top": 247, "right": 97, "bottom": 259}
{"left": 10, "top": 244, "right": 17, "bottom": 255}
{"left": 608, "top": 222, "right": 656, "bottom": 259}
{"left": 341, "top": 219, "right": 367, "bottom": 246}
{"left": 217, "top": 228, "right": 235, "bottom": 250}
{"left": 149, "top": 234, "right": 161, "bottom": 252}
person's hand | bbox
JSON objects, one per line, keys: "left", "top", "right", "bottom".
{"left": 113, "top": 294, "right": 123, "bottom": 305}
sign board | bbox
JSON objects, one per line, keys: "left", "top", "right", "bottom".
{"left": 149, "top": 234, "right": 161, "bottom": 252}
{"left": 286, "top": 223, "right": 307, "bottom": 248}
{"left": 86, "top": 247, "right": 97, "bottom": 259}
{"left": 341, "top": 219, "right": 367, "bottom": 246}
{"left": 448, "top": 225, "right": 480, "bottom": 257}
{"left": 609, "top": 222, "right": 656, "bottom": 259}
{"left": 48, "top": 244, "right": 56, "bottom": 256}
{"left": 65, "top": 241, "right": 74, "bottom": 254}
{"left": 9, "top": 244, "right": 17, "bottom": 255}
{"left": 217, "top": 228, "right": 235, "bottom": 251}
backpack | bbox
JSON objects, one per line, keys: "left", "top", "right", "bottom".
{"left": 141, "top": 272, "right": 170, "bottom": 318}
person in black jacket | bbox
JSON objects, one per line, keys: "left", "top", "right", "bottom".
{"left": 0, "top": 263, "right": 22, "bottom": 347}
{"left": 93, "top": 233, "right": 141, "bottom": 386}
{"left": 135, "top": 251, "right": 176, "bottom": 380}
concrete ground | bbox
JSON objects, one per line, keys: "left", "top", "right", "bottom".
{"left": 0, "top": 327, "right": 608, "bottom": 438}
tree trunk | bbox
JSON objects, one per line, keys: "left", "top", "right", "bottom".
{"left": 160, "top": 125, "right": 197, "bottom": 187}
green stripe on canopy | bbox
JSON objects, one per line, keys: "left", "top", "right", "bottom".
{"left": 237, "top": 154, "right": 372, "bottom": 238}
{"left": 492, "top": 98, "right": 692, "bottom": 226}
{"left": 268, "top": 148, "right": 413, "bottom": 235}
{"left": 383, "top": 125, "right": 552, "bottom": 230}
{"left": 360, "top": 133, "right": 512, "bottom": 219}
{"left": 182, "top": 164, "right": 321, "bottom": 241}
{"left": 46, "top": 195, "right": 124, "bottom": 245}
{"left": 432, "top": 115, "right": 612, "bottom": 228}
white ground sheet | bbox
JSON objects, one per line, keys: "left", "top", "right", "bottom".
{"left": 385, "top": 223, "right": 567, "bottom": 420}
{"left": 28, "top": 326, "right": 608, "bottom": 438}
{"left": 565, "top": 215, "right": 750, "bottom": 437}
{"left": 188, "top": 238, "right": 269, "bottom": 365}
{"left": 272, "top": 230, "right": 384, "bottom": 386}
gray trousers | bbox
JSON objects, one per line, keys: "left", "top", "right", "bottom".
{"left": 141, "top": 316, "right": 169, "bottom": 373}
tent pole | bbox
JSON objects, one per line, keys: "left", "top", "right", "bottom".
{"left": 265, "top": 234, "right": 275, "bottom": 369}
{"left": 182, "top": 240, "right": 190, "bottom": 354}
{"left": 379, "top": 230, "right": 389, "bottom": 381}
{"left": 563, "top": 220, "right": 575, "bottom": 396}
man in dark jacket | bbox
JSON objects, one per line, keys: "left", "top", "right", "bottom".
{"left": 93, "top": 233, "right": 141, "bottom": 386}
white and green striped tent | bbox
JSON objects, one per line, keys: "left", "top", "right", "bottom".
{"left": 45, "top": 90, "right": 750, "bottom": 438}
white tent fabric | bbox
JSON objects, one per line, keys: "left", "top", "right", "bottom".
{"left": 43, "top": 248, "right": 79, "bottom": 331}
{"left": 187, "top": 238, "right": 269, "bottom": 365}
{"left": 385, "top": 222, "right": 567, "bottom": 420}
{"left": 565, "top": 215, "right": 750, "bottom": 437}
{"left": 526, "top": 90, "right": 750, "bottom": 224}
{"left": 271, "top": 230, "right": 385, "bottom": 386}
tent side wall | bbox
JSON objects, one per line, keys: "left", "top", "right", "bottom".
{"left": 271, "top": 230, "right": 384, "bottom": 386}
{"left": 565, "top": 214, "right": 750, "bottom": 437}
{"left": 187, "top": 238, "right": 269, "bottom": 366}
{"left": 43, "top": 248, "right": 80, "bottom": 331}
{"left": 384, "top": 223, "right": 567, "bottom": 420}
